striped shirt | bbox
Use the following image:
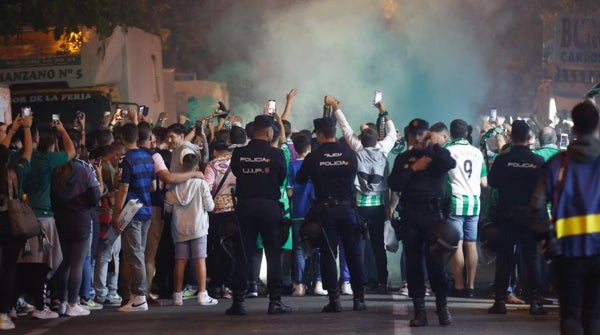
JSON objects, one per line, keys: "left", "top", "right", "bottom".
{"left": 447, "top": 138, "right": 487, "bottom": 216}
{"left": 355, "top": 191, "right": 384, "bottom": 207}
{"left": 119, "top": 148, "right": 155, "bottom": 221}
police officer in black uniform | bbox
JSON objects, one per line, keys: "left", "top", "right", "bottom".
{"left": 487, "top": 120, "right": 547, "bottom": 316}
{"left": 227, "top": 115, "right": 293, "bottom": 315}
{"left": 388, "top": 118, "right": 456, "bottom": 327}
{"left": 296, "top": 98, "right": 367, "bottom": 313}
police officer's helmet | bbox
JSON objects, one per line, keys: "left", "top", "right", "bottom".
{"left": 300, "top": 215, "right": 322, "bottom": 248}
{"left": 425, "top": 219, "right": 460, "bottom": 266}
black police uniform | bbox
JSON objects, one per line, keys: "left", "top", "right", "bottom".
{"left": 487, "top": 144, "right": 546, "bottom": 315}
{"left": 388, "top": 132, "right": 456, "bottom": 326}
{"left": 228, "top": 127, "right": 288, "bottom": 315}
{"left": 296, "top": 128, "right": 367, "bottom": 312}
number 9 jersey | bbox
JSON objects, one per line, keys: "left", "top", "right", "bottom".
{"left": 446, "top": 138, "right": 487, "bottom": 216}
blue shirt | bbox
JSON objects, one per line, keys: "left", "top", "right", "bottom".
{"left": 287, "top": 159, "right": 315, "bottom": 219}
{"left": 119, "top": 148, "right": 155, "bottom": 220}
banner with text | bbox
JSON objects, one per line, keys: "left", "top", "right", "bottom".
{"left": 556, "top": 14, "right": 600, "bottom": 69}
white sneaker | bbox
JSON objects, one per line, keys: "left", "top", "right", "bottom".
{"left": 7, "top": 308, "right": 17, "bottom": 319}
{"left": 118, "top": 295, "right": 148, "bottom": 312}
{"left": 172, "top": 292, "right": 183, "bottom": 306}
{"left": 66, "top": 303, "right": 90, "bottom": 317}
{"left": 399, "top": 287, "right": 409, "bottom": 296}
{"left": 0, "top": 313, "right": 15, "bottom": 330}
{"left": 197, "top": 291, "right": 218, "bottom": 306}
{"left": 341, "top": 282, "right": 353, "bottom": 295}
{"left": 313, "top": 281, "right": 328, "bottom": 296}
{"left": 31, "top": 306, "right": 59, "bottom": 319}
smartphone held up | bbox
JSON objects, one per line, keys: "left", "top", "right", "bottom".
{"left": 267, "top": 100, "right": 276, "bottom": 115}
{"left": 373, "top": 91, "right": 383, "bottom": 107}
{"left": 560, "top": 133, "right": 569, "bottom": 150}
{"left": 489, "top": 108, "right": 498, "bottom": 124}
{"left": 21, "top": 107, "right": 32, "bottom": 118}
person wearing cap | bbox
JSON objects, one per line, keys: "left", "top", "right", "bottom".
{"left": 295, "top": 109, "right": 367, "bottom": 313}
{"left": 487, "top": 120, "right": 547, "bottom": 316}
{"left": 388, "top": 118, "right": 456, "bottom": 327}
{"left": 227, "top": 114, "right": 292, "bottom": 315}
{"left": 531, "top": 101, "right": 600, "bottom": 335}
{"left": 445, "top": 119, "right": 487, "bottom": 299}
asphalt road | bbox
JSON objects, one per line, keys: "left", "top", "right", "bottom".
{"left": 7, "top": 293, "right": 560, "bottom": 335}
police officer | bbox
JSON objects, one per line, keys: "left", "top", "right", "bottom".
{"left": 388, "top": 118, "right": 456, "bottom": 327}
{"left": 487, "top": 120, "right": 547, "bottom": 316}
{"left": 227, "top": 115, "right": 293, "bottom": 315}
{"left": 296, "top": 99, "right": 367, "bottom": 313}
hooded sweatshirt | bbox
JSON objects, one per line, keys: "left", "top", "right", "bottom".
{"left": 532, "top": 135, "right": 600, "bottom": 258}
{"left": 164, "top": 177, "right": 214, "bottom": 243}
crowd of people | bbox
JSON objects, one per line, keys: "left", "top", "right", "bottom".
{"left": 0, "top": 89, "right": 598, "bottom": 335}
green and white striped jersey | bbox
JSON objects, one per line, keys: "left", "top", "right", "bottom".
{"left": 447, "top": 139, "right": 487, "bottom": 216}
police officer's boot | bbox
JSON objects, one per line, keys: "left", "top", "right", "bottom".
{"left": 225, "top": 291, "right": 246, "bottom": 315}
{"left": 529, "top": 291, "right": 548, "bottom": 316}
{"left": 410, "top": 298, "right": 428, "bottom": 327}
{"left": 487, "top": 292, "right": 507, "bottom": 315}
{"left": 267, "top": 288, "right": 294, "bottom": 315}
{"left": 435, "top": 297, "right": 453, "bottom": 326}
{"left": 322, "top": 288, "right": 343, "bottom": 313}
{"left": 352, "top": 286, "right": 367, "bottom": 311}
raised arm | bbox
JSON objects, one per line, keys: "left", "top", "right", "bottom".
{"left": 281, "top": 88, "right": 297, "bottom": 121}
{"left": 54, "top": 120, "right": 76, "bottom": 160}
{"left": 375, "top": 101, "right": 397, "bottom": 155}
{"left": 333, "top": 108, "right": 362, "bottom": 152}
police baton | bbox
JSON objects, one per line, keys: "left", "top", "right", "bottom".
{"left": 230, "top": 188, "right": 247, "bottom": 263}
{"left": 308, "top": 198, "right": 336, "bottom": 261}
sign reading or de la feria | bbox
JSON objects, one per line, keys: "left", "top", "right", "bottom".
{"left": 556, "top": 15, "right": 600, "bottom": 68}
{"left": 11, "top": 93, "right": 93, "bottom": 104}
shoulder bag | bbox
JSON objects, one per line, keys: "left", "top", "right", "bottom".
{"left": 7, "top": 169, "right": 41, "bottom": 238}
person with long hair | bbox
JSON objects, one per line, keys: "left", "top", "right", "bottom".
{"left": 0, "top": 115, "right": 32, "bottom": 330}
{"left": 51, "top": 133, "right": 101, "bottom": 317}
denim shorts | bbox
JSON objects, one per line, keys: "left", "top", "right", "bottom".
{"left": 174, "top": 236, "right": 208, "bottom": 260}
{"left": 448, "top": 215, "right": 479, "bottom": 242}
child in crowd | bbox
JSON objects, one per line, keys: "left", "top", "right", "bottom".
{"left": 287, "top": 134, "right": 327, "bottom": 296}
{"left": 164, "top": 153, "right": 218, "bottom": 306}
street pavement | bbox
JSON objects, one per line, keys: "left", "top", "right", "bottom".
{"left": 8, "top": 293, "right": 560, "bottom": 335}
